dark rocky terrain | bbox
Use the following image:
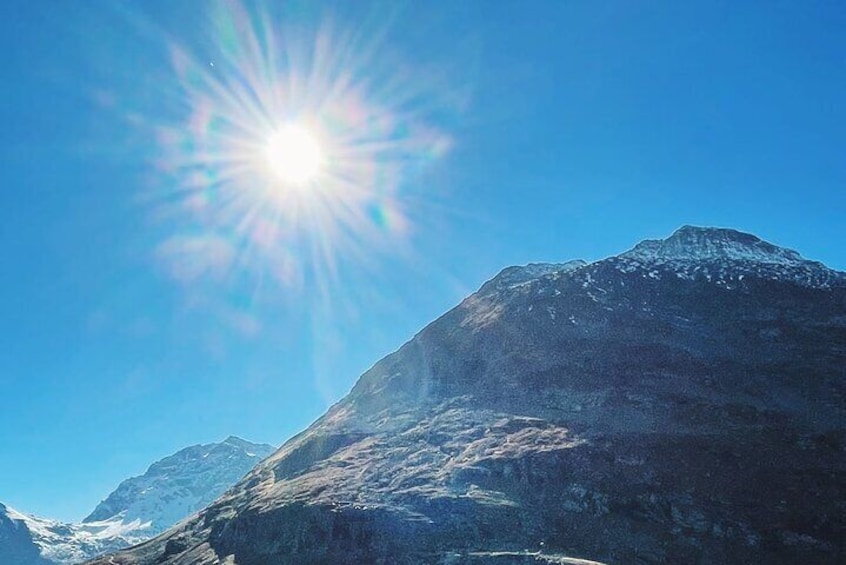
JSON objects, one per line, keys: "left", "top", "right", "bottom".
{"left": 90, "top": 226, "right": 846, "bottom": 564}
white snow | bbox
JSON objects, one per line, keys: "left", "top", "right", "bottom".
{"left": 4, "top": 506, "right": 148, "bottom": 564}
{"left": 1, "top": 437, "right": 274, "bottom": 564}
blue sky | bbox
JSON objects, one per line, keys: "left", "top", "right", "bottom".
{"left": 1, "top": 0, "right": 844, "bottom": 522}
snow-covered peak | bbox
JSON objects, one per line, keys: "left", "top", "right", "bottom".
{"left": 622, "top": 225, "right": 807, "bottom": 266}
{"left": 83, "top": 437, "right": 274, "bottom": 530}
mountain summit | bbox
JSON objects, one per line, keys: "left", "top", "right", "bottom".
{"left": 624, "top": 225, "right": 807, "bottom": 264}
{"left": 94, "top": 227, "right": 845, "bottom": 564}
{"left": 615, "top": 225, "right": 839, "bottom": 289}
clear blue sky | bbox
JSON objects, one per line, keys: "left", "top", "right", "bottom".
{"left": 1, "top": 0, "right": 844, "bottom": 522}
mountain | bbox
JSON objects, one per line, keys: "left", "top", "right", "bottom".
{"left": 92, "top": 226, "right": 846, "bottom": 564}
{"left": 82, "top": 436, "right": 275, "bottom": 533}
{"left": 1, "top": 437, "right": 274, "bottom": 564}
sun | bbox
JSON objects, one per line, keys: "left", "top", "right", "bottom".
{"left": 263, "top": 124, "right": 324, "bottom": 185}
{"left": 152, "top": 1, "right": 455, "bottom": 291}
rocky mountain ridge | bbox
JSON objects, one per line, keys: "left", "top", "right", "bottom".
{"left": 93, "top": 226, "right": 845, "bottom": 564}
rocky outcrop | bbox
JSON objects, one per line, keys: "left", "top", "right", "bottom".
{"left": 91, "top": 227, "right": 846, "bottom": 564}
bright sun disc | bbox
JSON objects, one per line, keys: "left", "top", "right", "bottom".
{"left": 264, "top": 124, "right": 324, "bottom": 185}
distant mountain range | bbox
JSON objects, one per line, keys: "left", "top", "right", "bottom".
{"left": 91, "top": 226, "right": 845, "bottom": 564}
{"left": 0, "top": 437, "right": 274, "bottom": 564}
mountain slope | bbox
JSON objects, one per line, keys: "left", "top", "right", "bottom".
{"left": 92, "top": 227, "right": 846, "bottom": 564}
{"left": 1, "top": 437, "right": 273, "bottom": 564}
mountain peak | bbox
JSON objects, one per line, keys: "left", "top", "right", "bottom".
{"left": 221, "top": 435, "right": 265, "bottom": 451}
{"left": 621, "top": 225, "right": 806, "bottom": 265}
{"left": 82, "top": 437, "right": 274, "bottom": 526}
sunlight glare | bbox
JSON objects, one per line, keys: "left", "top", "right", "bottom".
{"left": 151, "top": 1, "right": 459, "bottom": 293}
{"left": 264, "top": 124, "right": 324, "bottom": 186}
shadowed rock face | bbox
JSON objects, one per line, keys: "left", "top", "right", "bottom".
{"left": 0, "top": 504, "right": 51, "bottom": 565}
{"left": 90, "top": 227, "right": 846, "bottom": 565}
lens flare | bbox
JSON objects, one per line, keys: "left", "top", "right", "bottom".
{"left": 149, "top": 1, "right": 459, "bottom": 295}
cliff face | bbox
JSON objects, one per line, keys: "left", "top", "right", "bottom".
{"left": 92, "top": 227, "right": 846, "bottom": 564}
